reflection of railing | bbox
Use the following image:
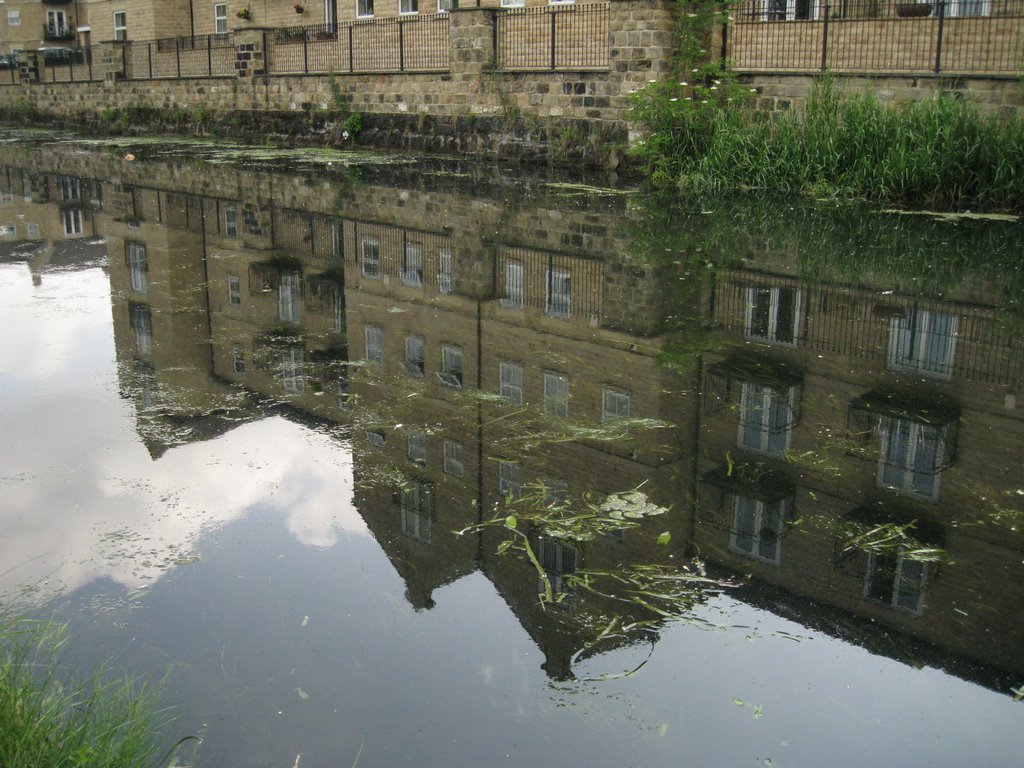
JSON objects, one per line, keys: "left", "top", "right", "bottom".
{"left": 496, "top": 4, "right": 610, "bottom": 70}
{"left": 728, "top": 0, "right": 1024, "bottom": 73}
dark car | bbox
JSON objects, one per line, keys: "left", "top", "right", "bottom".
{"left": 0, "top": 53, "right": 19, "bottom": 69}
{"left": 37, "top": 47, "right": 85, "bottom": 66}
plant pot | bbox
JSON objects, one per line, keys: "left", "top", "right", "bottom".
{"left": 896, "top": 3, "right": 933, "bottom": 17}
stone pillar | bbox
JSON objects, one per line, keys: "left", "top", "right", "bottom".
{"left": 448, "top": 8, "right": 499, "bottom": 78}
{"left": 100, "top": 40, "right": 131, "bottom": 82}
{"left": 234, "top": 28, "right": 268, "bottom": 78}
{"left": 18, "top": 50, "right": 40, "bottom": 84}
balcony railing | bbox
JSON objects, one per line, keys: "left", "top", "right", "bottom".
{"left": 43, "top": 23, "right": 76, "bottom": 41}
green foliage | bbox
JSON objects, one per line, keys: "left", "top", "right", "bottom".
{"left": 0, "top": 617, "right": 182, "bottom": 768}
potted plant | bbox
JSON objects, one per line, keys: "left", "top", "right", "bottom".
{"left": 236, "top": 6, "right": 252, "bottom": 19}
{"left": 294, "top": 3, "right": 305, "bottom": 13}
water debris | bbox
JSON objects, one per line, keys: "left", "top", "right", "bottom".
{"left": 173, "top": 556, "right": 201, "bottom": 566}
{"left": 301, "top": 615, "right": 310, "bottom": 627}
{"left": 296, "top": 687, "right": 310, "bottom": 700}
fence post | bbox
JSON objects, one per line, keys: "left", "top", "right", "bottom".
{"left": 303, "top": 28, "right": 309, "bottom": 73}
{"left": 400, "top": 20, "right": 406, "bottom": 71}
{"left": 208, "top": 35, "right": 213, "bottom": 76}
{"left": 934, "top": 0, "right": 945, "bottom": 74}
{"left": 550, "top": 9, "right": 557, "bottom": 70}
{"left": 175, "top": 38, "right": 181, "bottom": 78}
{"left": 348, "top": 24, "right": 354, "bottom": 72}
{"left": 88, "top": 47, "right": 93, "bottom": 80}
{"left": 821, "top": 3, "right": 830, "bottom": 72}
{"left": 148, "top": 42, "right": 153, "bottom": 78}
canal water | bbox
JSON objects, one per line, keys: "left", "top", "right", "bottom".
{"left": 0, "top": 131, "right": 1022, "bottom": 768}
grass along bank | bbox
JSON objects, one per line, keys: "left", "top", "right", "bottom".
{"left": 0, "top": 616, "right": 185, "bottom": 768}
{"left": 631, "top": 77, "right": 1024, "bottom": 211}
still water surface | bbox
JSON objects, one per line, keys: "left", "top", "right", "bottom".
{"left": 0, "top": 132, "right": 1022, "bottom": 767}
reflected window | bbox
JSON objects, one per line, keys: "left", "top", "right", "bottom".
{"left": 437, "top": 248, "right": 452, "bottom": 294}
{"left": 501, "top": 260, "right": 523, "bottom": 309}
{"left": 280, "top": 347, "right": 304, "bottom": 395}
{"left": 361, "top": 237, "right": 380, "bottom": 278}
{"left": 601, "top": 388, "right": 630, "bottom": 422}
{"left": 404, "top": 336, "right": 425, "bottom": 378}
{"left": 232, "top": 345, "right": 245, "bottom": 374}
{"left": 62, "top": 208, "right": 84, "bottom": 236}
{"left": 730, "top": 495, "right": 783, "bottom": 565}
{"left": 407, "top": 428, "right": 426, "bottom": 463}
{"left": 401, "top": 242, "right": 422, "bottom": 288}
{"left": 738, "top": 382, "right": 795, "bottom": 456}
{"left": 546, "top": 268, "right": 571, "bottom": 319}
{"left": 745, "top": 286, "right": 800, "bottom": 345}
{"left": 365, "top": 325, "right": 383, "bottom": 365}
{"left": 27, "top": 223, "right": 39, "bottom": 239}
{"left": 500, "top": 361, "right": 523, "bottom": 404}
{"left": 888, "top": 308, "right": 957, "bottom": 379}
{"left": 439, "top": 345, "right": 463, "bottom": 388}
{"left": 401, "top": 484, "right": 432, "bottom": 543}
{"left": 538, "top": 536, "right": 577, "bottom": 595}
{"left": 498, "top": 461, "right": 522, "bottom": 500}
{"left": 443, "top": 440, "right": 464, "bottom": 478}
{"left": 130, "top": 302, "right": 152, "bottom": 355}
{"left": 227, "top": 275, "right": 241, "bottom": 306}
{"left": 278, "top": 272, "right": 301, "bottom": 324}
{"left": 864, "top": 553, "right": 926, "bottom": 613}
{"left": 541, "top": 477, "right": 568, "bottom": 508}
{"left": 58, "top": 176, "right": 81, "bottom": 201}
{"left": 223, "top": 204, "right": 238, "bottom": 238}
{"left": 366, "top": 430, "right": 386, "bottom": 448}
{"left": 543, "top": 371, "right": 569, "bottom": 418}
{"left": 877, "top": 418, "right": 944, "bottom": 501}
{"left": 127, "top": 241, "right": 147, "bottom": 293}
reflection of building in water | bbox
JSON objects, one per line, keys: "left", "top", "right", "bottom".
{"left": 696, "top": 258, "right": 1024, "bottom": 688}
{"left": 4, "top": 144, "right": 1023, "bottom": 690}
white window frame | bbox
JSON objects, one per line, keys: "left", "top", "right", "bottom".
{"left": 278, "top": 272, "right": 301, "bottom": 324}
{"left": 501, "top": 0, "right": 524, "bottom": 6}
{"left": 132, "top": 303, "right": 152, "bottom": 355}
{"left": 356, "top": 0, "right": 374, "bottom": 17}
{"left": 223, "top": 203, "right": 238, "bottom": 237}
{"left": 59, "top": 176, "right": 81, "bottom": 201}
{"left": 543, "top": 371, "right": 569, "bottom": 417}
{"left": 113, "top": 11, "right": 127, "bottom": 41}
{"left": 364, "top": 325, "right": 383, "bottom": 365}
{"left": 62, "top": 208, "right": 84, "bottom": 236}
{"left": 437, "top": 0, "right": 454, "bottom": 11}
{"left": 437, "top": 248, "right": 452, "bottom": 294}
{"left": 27, "top": 222, "right": 40, "bottom": 239}
{"left": 501, "top": 259, "right": 524, "bottom": 310}
{"left": 756, "top": 0, "right": 820, "bottom": 20}
{"left": 729, "top": 495, "right": 784, "bottom": 565}
{"left": 399, "top": 0, "right": 418, "bottom": 14}
{"left": 227, "top": 274, "right": 241, "bottom": 306}
{"left": 864, "top": 553, "right": 927, "bottom": 614}
{"left": 128, "top": 241, "right": 147, "bottom": 293}
{"left": 737, "top": 382, "right": 795, "bottom": 456}
{"left": 214, "top": 3, "right": 228, "bottom": 34}
{"left": 404, "top": 336, "right": 425, "bottom": 378}
{"left": 7, "top": 11, "right": 21, "bottom": 27}
{"left": 545, "top": 267, "right": 571, "bottom": 319}
{"left": 745, "top": 286, "right": 801, "bottom": 346}
{"left": 280, "top": 347, "right": 304, "bottom": 395}
{"left": 443, "top": 440, "right": 464, "bottom": 478}
{"left": 888, "top": 308, "right": 958, "bottom": 380}
{"left": 877, "top": 417, "right": 944, "bottom": 501}
{"left": 401, "top": 485, "right": 432, "bottom": 543}
{"left": 407, "top": 428, "right": 427, "bottom": 463}
{"left": 439, "top": 344, "right": 463, "bottom": 388}
{"left": 601, "top": 388, "right": 630, "bottom": 422}
{"left": 360, "top": 237, "right": 380, "bottom": 278}
{"left": 499, "top": 361, "right": 523, "bottom": 404}
{"left": 950, "top": 0, "right": 988, "bottom": 16}
{"left": 401, "top": 241, "right": 423, "bottom": 288}
{"left": 46, "top": 10, "right": 69, "bottom": 34}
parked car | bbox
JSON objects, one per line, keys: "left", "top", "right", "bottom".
{"left": 0, "top": 53, "right": 19, "bottom": 69}
{"left": 37, "top": 47, "right": 85, "bottom": 66}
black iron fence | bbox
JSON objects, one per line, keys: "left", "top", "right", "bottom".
{"left": 496, "top": 4, "right": 610, "bottom": 70}
{"left": 126, "top": 34, "right": 236, "bottom": 79}
{"left": 728, "top": 0, "right": 1024, "bottom": 74}
{"left": 266, "top": 16, "right": 450, "bottom": 74}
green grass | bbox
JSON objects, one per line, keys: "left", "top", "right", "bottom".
{"left": 635, "top": 77, "right": 1024, "bottom": 211}
{"left": 0, "top": 616, "right": 180, "bottom": 768}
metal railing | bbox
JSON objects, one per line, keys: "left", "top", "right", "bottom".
{"left": 126, "top": 34, "right": 236, "bottom": 79}
{"left": 728, "top": 0, "right": 1024, "bottom": 74}
{"left": 265, "top": 16, "right": 449, "bottom": 74}
{"left": 37, "top": 47, "right": 98, "bottom": 83}
{"left": 496, "top": 4, "right": 610, "bottom": 70}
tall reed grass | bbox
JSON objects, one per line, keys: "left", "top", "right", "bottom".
{"left": 0, "top": 616, "right": 175, "bottom": 768}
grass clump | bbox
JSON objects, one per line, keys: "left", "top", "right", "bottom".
{"left": 0, "top": 616, "right": 178, "bottom": 768}
{"left": 634, "top": 76, "right": 1024, "bottom": 211}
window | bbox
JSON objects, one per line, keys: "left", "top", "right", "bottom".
{"left": 401, "top": 242, "right": 422, "bottom": 288}
{"left": 407, "top": 428, "right": 426, "bottom": 463}
{"left": 113, "top": 11, "right": 127, "bottom": 41}
{"left": 601, "top": 389, "right": 630, "bottom": 422}
{"left": 399, "top": 0, "right": 418, "bottom": 13}
{"left": 130, "top": 303, "right": 152, "bottom": 355}
{"left": 498, "top": 461, "right": 522, "bottom": 499}
{"left": 360, "top": 237, "right": 380, "bottom": 278}
{"left": 232, "top": 345, "right": 246, "bottom": 374}
{"left": 438, "top": 0, "right": 453, "bottom": 10}
{"left": 501, "top": 260, "right": 523, "bottom": 309}
{"left": 404, "top": 336, "right": 424, "bottom": 378}
{"left": 541, "top": 477, "right": 568, "bottom": 507}
{"left": 7, "top": 11, "right": 20, "bottom": 26}
{"left": 549, "top": 0, "right": 575, "bottom": 5}
{"left": 0, "top": 225, "right": 13, "bottom": 240}
{"left": 58, "top": 176, "right": 81, "bottom": 201}
{"left": 538, "top": 536, "right": 577, "bottom": 595}
{"left": 878, "top": 418, "right": 944, "bottom": 501}
{"left": 730, "top": 495, "right": 784, "bottom": 565}
{"left": 499, "top": 362, "right": 523, "bottom": 404}
{"left": 46, "top": 10, "right": 69, "bottom": 36}
{"left": 128, "top": 241, "right": 147, "bottom": 293}
{"left": 366, "top": 430, "right": 386, "bottom": 448}
{"left": 756, "top": 0, "right": 819, "bottom": 20}
{"left": 745, "top": 286, "right": 800, "bottom": 345}
{"left": 27, "top": 223, "right": 39, "bottom": 239}
{"left": 501, "top": 0, "right": 524, "bottom": 6}
{"left": 356, "top": 0, "right": 374, "bottom": 17}
{"left": 223, "top": 203, "right": 238, "bottom": 237}
{"left": 281, "top": 347, "right": 304, "bottom": 394}
{"left": 546, "top": 268, "right": 571, "bottom": 319}
{"left": 62, "top": 208, "right": 84, "bottom": 236}
{"left": 439, "top": 345, "right": 463, "bottom": 388}
{"left": 227, "top": 275, "right": 241, "bottom": 306}
{"left": 365, "top": 325, "right": 383, "bottom": 365}
{"left": 214, "top": 3, "right": 228, "bottom": 34}
{"left": 401, "top": 484, "right": 432, "bottom": 543}
{"left": 738, "top": 383, "right": 794, "bottom": 456}
{"left": 278, "top": 272, "right": 301, "bottom": 324}
{"left": 950, "top": 0, "right": 988, "bottom": 16}
{"left": 864, "top": 553, "right": 926, "bottom": 613}
{"left": 437, "top": 248, "right": 452, "bottom": 294}
{"left": 543, "top": 372, "right": 569, "bottom": 418}
{"left": 443, "top": 440, "right": 464, "bottom": 478}
{"left": 888, "top": 308, "right": 957, "bottom": 379}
